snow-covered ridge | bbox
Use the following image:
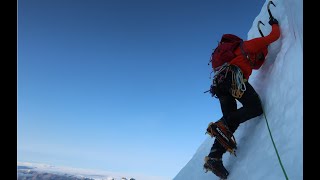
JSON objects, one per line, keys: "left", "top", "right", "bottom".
{"left": 17, "top": 162, "right": 142, "bottom": 180}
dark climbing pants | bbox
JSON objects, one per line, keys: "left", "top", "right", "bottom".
{"left": 209, "top": 67, "right": 263, "bottom": 158}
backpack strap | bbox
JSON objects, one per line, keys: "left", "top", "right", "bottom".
{"left": 239, "top": 41, "right": 255, "bottom": 68}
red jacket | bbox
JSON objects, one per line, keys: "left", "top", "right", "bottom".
{"left": 229, "top": 24, "right": 280, "bottom": 80}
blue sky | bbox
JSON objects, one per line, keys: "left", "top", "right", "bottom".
{"left": 18, "top": 0, "right": 266, "bottom": 178}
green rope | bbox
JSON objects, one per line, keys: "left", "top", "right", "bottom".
{"left": 261, "top": 105, "right": 289, "bottom": 180}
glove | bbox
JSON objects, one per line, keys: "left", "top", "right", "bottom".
{"left": 269, "top": 17, "right": 278, "bottom": 25}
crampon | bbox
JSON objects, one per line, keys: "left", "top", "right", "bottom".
{"left": 206, "top": 121, "right": 237, "bottom": 156}
{"left": 204, "top": 156, "right": 229, "bottom": 179}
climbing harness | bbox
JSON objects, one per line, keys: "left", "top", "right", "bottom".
{"left": 230, "top": 65, "right": 246, "bottom": 98}
{"left": 211, "top": 64, "right": 247, "bottom": 99}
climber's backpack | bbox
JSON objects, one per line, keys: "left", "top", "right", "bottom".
{"left": 210, "top": 34, "right": 243, "bottom": 70}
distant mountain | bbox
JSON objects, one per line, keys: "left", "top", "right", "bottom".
{"left": 17, "top": 163, "right": 140, "bottom": 180}
{"left": 18, "top": 166, "right": 94, "bottom": 180}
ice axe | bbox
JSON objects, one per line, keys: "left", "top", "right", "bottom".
{"left": 257, "top": 21, "right": 265, "bottom": 37}
{"left": 257, "top": 1, "right": 276, "bottom": 37}
{"left": 268, "top": 1, "right": 276, "bottom": 20}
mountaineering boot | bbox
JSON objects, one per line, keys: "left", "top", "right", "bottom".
{"left": 206, "top": 118, "right": 237, "bottom": 155}
{"left": 204, "top": 156, "right": 229, "bottom": 179}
